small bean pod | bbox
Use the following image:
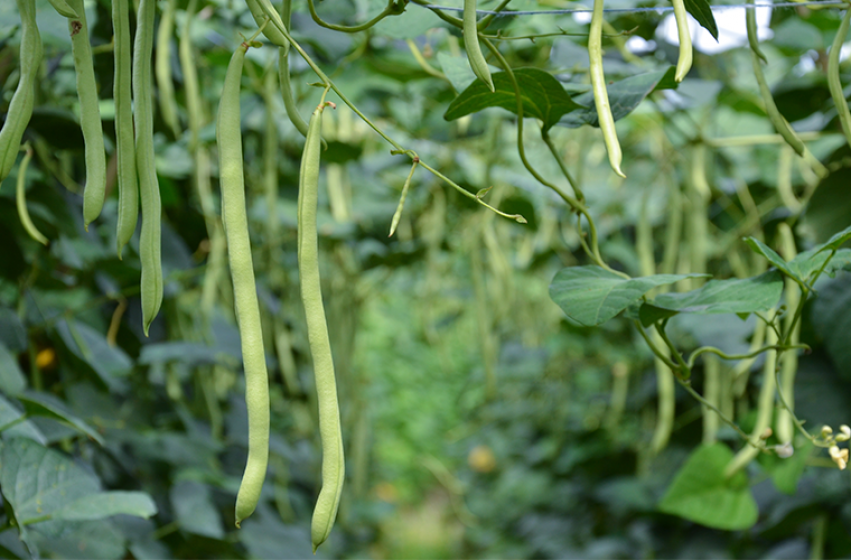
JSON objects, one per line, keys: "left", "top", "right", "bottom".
{"left": 671, "top": 0, "right": 693, "bottom": 82}
{"left": 300, "top": 101, "right": 345, "bottom": 552}
{"left": 134, "top": 0, "right": 164, "bottom": 335}
{"left": 246, "top": 0, "right": 289, "bottom": 47}
{"left": 589, "top": 0, "right": 625, "bottom": 178}
{"left": 114, "top": 0, "right": 139, "bottom": 257}
{"left": 463, "top": 0, "right": 494, "bottom": 92}
{"left": 67, "top": 0, "right": 107, "bottom": 228}
{"left": 278, "top": 0, "right": 312, "bottom": 139}
{"left": 47, "top": 0, "right": 78, "bottom": 18}
{"left": 829, "top": 9, "right": 851, "bottom": 150}
{"left": 217, "top": 41, "right": 271, "bottom": 528}
{"left": 0, "top": 0, "right": 42, "bottom": 186}
{"left": 16, "top": 145, "right": 48, "bottom": 245}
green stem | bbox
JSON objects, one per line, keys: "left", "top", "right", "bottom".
{"left": 307, "top": 0, "right": 404, "bottom": 32}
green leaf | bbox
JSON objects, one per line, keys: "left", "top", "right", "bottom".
{"left": 788, "top": 248, "right": 851, "bottom": 282}
{"left": 558, "top": 67, "right": 678, "bottom": 128}
{"left": 52, "top": 491, "right": 156, "bottom": 521}
{"left": 16, "top": 391, "right": 104, "bottom": 445}
{"left": 1, "top": 437, "right": 100, "bottom": 526}
{"left": 816, "top": 223, "right": 851, "bottom": 253}
{"left": 170, "top": 480, "right": 224, "bottom": 539}
{"left": 743, "top": 237, "right": 801, "bottom": 283}
{"left": 658, "top": 443, "right": 758, "bottom": 530}
{"left": 437, "top": 52, "right": 478, "bottom": 93}
{"left": 0, "top": 394, "right": 45, "bottom": 444}
{"left": 638, "top": 303, "right": 680, "bottom": 327}
{"left": 548, "top": 266, "right": 705, "bottom": 327}
{"left": 444, "top": 68, "right": 583, "bottom": 131}
{"left": 648, "top": 271, "right": 784, "bottom": 315}
{"left": 683, "top": 0, "right": 719, "bottom": 40}
{"left": 0, "top": 340, "right": 25, "bottom": 396}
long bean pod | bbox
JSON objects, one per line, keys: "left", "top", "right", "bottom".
{"left": 278, "top": 0, "right": 311, "bottom": 139}
{"left": 16, "top": 146, "right": 47, "bottom": 245}
{"left": 134, "top": 0, "right": 164, "bottom": 335}
{"left": 114, "top": 0, "right": 139, "bottom": 257}
{"left": 775, "top": 223, "right": 799, "bottom": 446}
{"left": 829, "top": 9, "right": 851, "bottom": 149}
{"left": 745, "top": 0, "right": 805, "bottom": 157}
{"left": 300, "top": 100, "right": 345, "bottom": 552}
{"left": 246, "top": 0, "right": 288, "bottom": 47}
{"left": 217, "top": 41, "right": 270, "bottom": 528}
{"left": 671, "top": 0, "right": 693, "bottom": 82}
{"left": 0, "top": 0, "right": 43, "bottom": 186}
{"left": 589, "top": 0, "right": 626, "bottom": 178}
{"left": 463, "top": 0, "right": 494, "bottom": 91}
{"left": 156, "top": 0, "right": 181, "bottom": 138}
{"left": 67, "top": 0, "right": 107, "bottom": 228}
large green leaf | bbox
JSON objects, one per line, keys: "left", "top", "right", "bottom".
{"left": 658, "top": 443, "right": 758, "bottom": 530}
{"left": 0, "top": 438, "right": 156, "bottom": 527}
{"left": 558, "top": 67, "right": 678, "bottom": 128}
{"left": 548, "top": 266, "right": 704, "bottom": 326}
{"left": 444, "top": 68, "right": 583, "bottom": 131}
{"left": 683, "top": 0, "right": 719, "bottom": 40}
{"left": 647, "top": 271, "right": 783, "bottom": 315}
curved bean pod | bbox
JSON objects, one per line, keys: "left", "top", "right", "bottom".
{"left": 589, "top": 0, "right": 625, "bottom": 178}
{"left": 217, "top": 41, "right": 270, "bottom": 528}
{"left": 246, "top": 0, "right": 288, "bottom": 47}
{"left": 300, "top": 101, "right": 344, "bottom": 552}
{"left": 463, "top": 0, "right": 494, "bottom": 92}
{"left": 829, "top": 9, "right": 851, "bottom": 149}
{"left": 67, "top": 0, "right": 107, "bottom": 228}
{"left": 114, "top": 0, "right": 139, "bottom": 257}
{"left": 0, "top": 0, "right": 42, "bottom": 186}
{"left": 278, "top": 0, "right": 310, "bottom": 139}
{"left": 156, "top": 0, "right": 181, "bottom": 138}
{"left": 134, "top": 0, "right": 164, "bottom": 335}
{"left": 47, "top": 0, "right": 78, "bottom": 18}
{"left": 745, "top": 0, "right": 804, "bottom": 157}
{"left": 671, "top": 0, "right": 693, "bottom": 82}
{"left": 16, "top": 146, "right": 47, "bottom": 245}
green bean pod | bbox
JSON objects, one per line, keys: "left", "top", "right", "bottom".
{"left": 277, "top": 0, "right": 311, "bottom": 139}
{"left": 463, "top": 0, "right": 494, "bottom": 92}
{"left": 829, "top": 10, "right": 851, "bottom": 149}
{"left": 16, "top": 146, "right": 48, "bottom": 245}
{"left": 745, "top": 0, "right": 767, "bottom": 63}
{"left": 246, "top": 0, "right": 288, "bottom": 47}
{"left": 589, "top": 0, "right": 625, "bottom": 178}
{"left": 0, "top": 0, "right": 42, "bottom": 186}
{"left": 217, "top": 42, "right": 271, "bottom": 528}
{"left": 745, "top": 1, "right": 805, "bottom": 157}
{"left": 134, "top": 0, "right": 163, "bottom": 335}
{"left": 156, "top": 0, "right": 181, "bottom": 138}
{"left": 180, "top": 0, "right": 203, "bottom": 152}
{"left": 114, "top": 0, "right": 139, "bottom": 257}
{"left": 67, "top": 0, "right": 107, "bottom": 228}
{"left": 47, "top": 0, "right": 79, "bottom": 18}
{"left": 300, "top": 101, "right": 344, "bottom": 552}
{"left": 671, "top": 0, "right": 693, "bottom": 82}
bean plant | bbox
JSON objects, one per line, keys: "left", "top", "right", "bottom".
{"left": 0, "top": 0, "right": 850, "bottom": 557}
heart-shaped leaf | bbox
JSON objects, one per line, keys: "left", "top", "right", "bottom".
{"left": 659, "top": 443, "right": 757, "bottom": 530}
{"left": 549, "top": 266, "right": 705, "bottom": 326}
{"left": 444, "top": 68, "right": 583, "bottom": 131}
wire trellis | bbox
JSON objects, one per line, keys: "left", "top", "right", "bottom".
{"left": 419, "top": 0, "right": 848, "bottom": 16}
